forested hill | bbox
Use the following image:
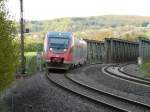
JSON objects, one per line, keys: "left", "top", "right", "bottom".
{"left": 25, "top": 15, "right": 150, "bottom": 33}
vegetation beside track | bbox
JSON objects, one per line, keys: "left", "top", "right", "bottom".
{"left": 14, "top": 36, "right": 43, "bottom": 76}
{"left": 140, "top": 62, "right": 150, "bottom": 77}
{"left": 0, "top": 100, "right": 11, "bottom": 112}
{"left": 24, "top": 37, "right": 43, "bottom": 52}
{"left": 24, "top": 52, "right": 38, "bottom": 76}
{"left": 0, "top": 0, "right": 18, "bottom": 92}
{"left": 21, "top": 52, "right": 43, "bottom": 76}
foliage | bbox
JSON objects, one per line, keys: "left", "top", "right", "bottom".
{"left": 15, "top": 36, "right": 43, "bottom": 52}
{"left": 140, "top": 62, "right": 150, "bottom": 77}
{"left": 25, "top": 39, "right": 43, "bottom": 52}
{"left": 142, "top": 21, "right": 149, "bottom": 27}
{"left": 24, "top": 36, "right": 43, "bottom": 52}
{"left": 0, "top": 100, "right": 11, "bottom": 112}
{"left": 14, "top": 15, "right": 150, "bottom": 41}
{"left": 23, "top": 52, "right": 44, "bottom": 76}
{"left": 26, "top": 18, "right": 73, "bottom": 32}
{"left": 75, "top": 29, "right": 114, "bottom": 41}
{"left": 23, "top": 15, "right": 150, "bottom": 33}
{"left": 122, "top": 32, "right": 150, "bottom": 41}
{"left": 0, "top": 0, "right": 18, "bottom": 92}
{"left": 25, "top": 52, "right": 37, "bottom": 75}
{"left": 25, "top": 52, "right": 37, "bottom": 57}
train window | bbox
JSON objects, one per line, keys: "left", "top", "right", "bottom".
{"left": 49, "top": 37, "right": 69, "bottom": 49}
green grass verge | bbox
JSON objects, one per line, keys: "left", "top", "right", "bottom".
{"left": 140, "top": 62, "right": 150, "bottom": 77}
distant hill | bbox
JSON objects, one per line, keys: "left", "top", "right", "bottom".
{"left": 24, "top": 15, "right": 150, "bottom": 33}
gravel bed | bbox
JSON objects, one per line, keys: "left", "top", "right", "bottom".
{"left": 3, "top": 72, "right": 118, "bottom": 112}
{"left": 49, "top": 72, "right": 149, "bottom": 112}
{"left": 68, "top": 71, "right": 150, "bottom": 106}
{"left": 123, "top": 64, "right": 150, "bottom": 79}
{"left": 70, "top": 64, "right": 150, "bottom": 100}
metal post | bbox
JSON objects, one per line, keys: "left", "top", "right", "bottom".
{"left": 20, "top": 0, "right": 25, "bottom": 74}
{"left": 110, "top": 39, "right": 114, "bottom": 63}
{"left": 104, "top": 39, "right": 108, "bottom": 63}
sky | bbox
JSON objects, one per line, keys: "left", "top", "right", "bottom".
{"left": 7, "top": 0, "right": 150, "bottom": 21}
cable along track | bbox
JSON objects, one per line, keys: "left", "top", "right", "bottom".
{"left": 46, "top": 71, "right": 150, "bottom": 112}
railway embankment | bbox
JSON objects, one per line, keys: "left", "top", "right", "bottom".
{"left": 1, "top": 72, "right": 115, "bottom": 112}
{"left": 1, "top": 63, "right": 150, "bottom": 112}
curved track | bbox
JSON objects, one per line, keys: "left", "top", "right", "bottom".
{"left": 46, "top": 66, "right": 150, "bottom": 112}
{"left": 103, "top": 65, "right": 150, "bottom": 87}
{"left": 119, "top": 64, "right": 150, "bottom": 82}
{"left": 46, "top": 72, "right": 127, "bottom": 112}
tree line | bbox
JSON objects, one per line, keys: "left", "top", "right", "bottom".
{"left": 21, "top": 15, "right": 150, "bottom": 33}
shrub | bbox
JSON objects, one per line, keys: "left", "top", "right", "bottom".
{"left": 24, "top": 40, "right": 43, "bottom": 52}
{"left": 0, "top": 0, "right": 18, "bottom": 92}
{"left": 25, "top": 52, "right": 37, "bottom": 75}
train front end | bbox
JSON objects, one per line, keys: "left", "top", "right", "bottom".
{"left": 43, "top": 32, "right": 73, "bottom": 70}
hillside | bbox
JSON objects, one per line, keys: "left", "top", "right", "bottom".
{"left": 25, "top": 15, "right": 150, "bottom": 33}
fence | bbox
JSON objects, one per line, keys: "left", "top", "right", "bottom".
{"left": 85, "top": 38, "right": 150, "bottom": 63}
{"left": 84, "top": 39, "right": 105, "bottom": 64}
{"left": 105, "top": 38, "right": 139, "bottom": 63}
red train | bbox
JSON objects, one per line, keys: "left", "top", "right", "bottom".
{"left": 43, "top": 32, "right": 87, "bottom": 70}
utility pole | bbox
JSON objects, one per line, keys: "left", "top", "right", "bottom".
{"left": 20, "top": 0, "right": 25, "bottom": 74}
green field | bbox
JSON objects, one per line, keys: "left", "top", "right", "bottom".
{"left": 140, "top": 62, "right": 150, "bottom": 77}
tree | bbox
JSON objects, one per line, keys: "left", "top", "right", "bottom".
{"left": 142, "top": 21, "right": 149, "bottom": 27}
{"left": 0, "top": 0, "right": 18, "bottom": 91}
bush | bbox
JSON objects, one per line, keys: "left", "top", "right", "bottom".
{"left": 26, "top": 56, "right": 37, "bottom": 75}
{"left": 0, "top": 1, "right": 18, "bottom": 92}
{"left": 24, "top": 52, "right": 44, "bottom": 75}
{"left": 24, "top": 41, "right": 43, "bottom": 52}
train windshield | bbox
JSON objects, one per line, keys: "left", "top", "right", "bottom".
{"left": 49, "top": 37, "right": 69, "bottom": 49}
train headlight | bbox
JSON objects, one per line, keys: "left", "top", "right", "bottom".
{"left": 64, "top": 49, "right": 67, "bottom": 52}
{"left": 50, "top": 48, "right": 53, "bottom": 51}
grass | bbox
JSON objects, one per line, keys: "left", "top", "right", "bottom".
{"left": 24, "top": 52, "right": 38, "bottom": 76}
{"left": 25, "top": 52, "right": 37, "bottom": 57}
{"left": 140, "top": 62, "right": 150, "bottom": 77}
{"left": 18, "top": 52, "right": 44, "bottom": 76}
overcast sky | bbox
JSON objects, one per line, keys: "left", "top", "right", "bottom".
{"left": 7, "top": 0, "right": 150, "bottom": 20}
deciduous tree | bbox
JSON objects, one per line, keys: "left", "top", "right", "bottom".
{"left": 0, "top": 0, "right": 18, "bottom": 92}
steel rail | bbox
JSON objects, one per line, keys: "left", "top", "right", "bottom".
{"left": 104, "top": 65, "right": 150, "bottom": 87}
{"left": 65, "top": 72, "right": 150, "bottom": 112}
{"left": 45, "top": 72, "right": 128, "bottom": 112}
{"left": 118, "top": 64, "right": 150, "bottom": 82}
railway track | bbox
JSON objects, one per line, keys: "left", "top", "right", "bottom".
{"left": 119, "top": 64, "right": 150, "bottom": 82}
{"left": 103, "top": 64, "right": 150, "bottom": 87}
{"left": 46, "top": 66, "right": 150, "bottom": 112}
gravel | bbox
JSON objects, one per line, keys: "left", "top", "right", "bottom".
{"left": 2, "top": 64, "right": 150, "bottom": 112}
{"left": 3, "top": 72, "right": 118, "bottom": 112}
{"left": 70, "top": 64, "right": 150, "bottom": 101}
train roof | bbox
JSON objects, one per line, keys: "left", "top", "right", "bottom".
{"left": 47, "top": 32, "right": 72, "bottom": 38}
